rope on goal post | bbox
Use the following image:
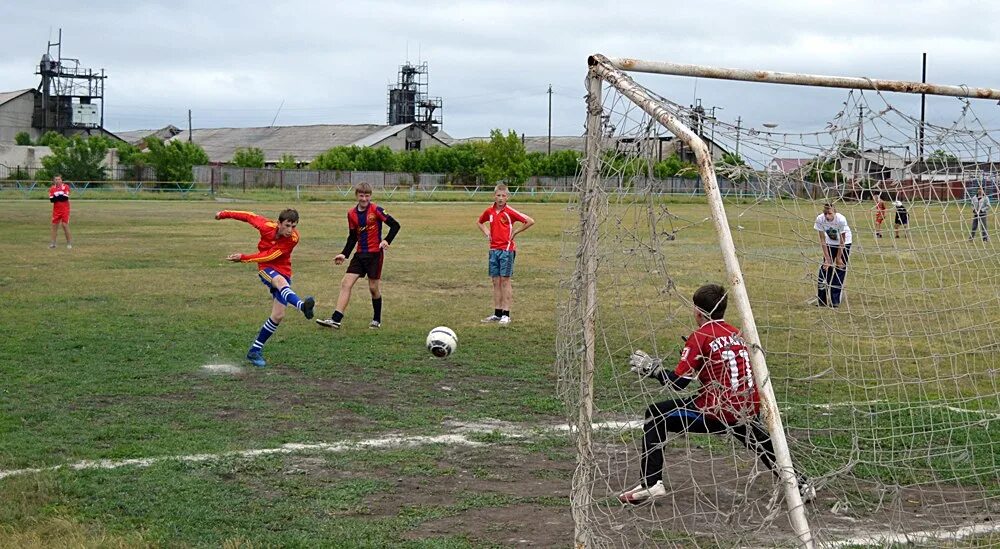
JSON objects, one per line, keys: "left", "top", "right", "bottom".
{"left": 587, "top": 54, "right": 815, "bottom": 548}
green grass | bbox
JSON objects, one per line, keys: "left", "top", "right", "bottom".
{"left": 2, "top": 196, "right": 998, "bottom": 546}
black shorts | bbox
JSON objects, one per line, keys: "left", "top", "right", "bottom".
{"left": 895, "top": 212, "right": 908, "bottom": 225}
{"left": 346, "top": 252, "right": 384, "bottom": 279}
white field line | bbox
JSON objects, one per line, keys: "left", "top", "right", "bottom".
{"left": 0, "top": 420, "right": 639, "bottom": 482}
{"left": 822, "top": 522, "right": 1000, "bottom": 548}
{"left": 785, "top": 401, "right": 1000, "bottom": 421}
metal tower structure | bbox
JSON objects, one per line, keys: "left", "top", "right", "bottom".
{"left": 34, "top": 29, "right": 107, "bottom": 133}
{"left": 387, "top": 62, "right": 442, "bottom": 144}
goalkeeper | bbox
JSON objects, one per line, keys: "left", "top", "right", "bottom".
{"left": 618, "top": 284, "right": 815, "bottom": 505}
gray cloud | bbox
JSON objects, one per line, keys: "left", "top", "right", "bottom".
{"left": 4, "top": 1, "right": 1000, "bottom": 137}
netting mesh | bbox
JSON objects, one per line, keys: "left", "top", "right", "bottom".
{"left": 557, "top": 67, "right": 1000, "bottom": 547}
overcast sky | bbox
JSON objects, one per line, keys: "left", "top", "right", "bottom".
{"left": 5, "top": 1, "right": 1000, "bottom": 139}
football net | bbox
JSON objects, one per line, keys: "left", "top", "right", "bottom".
{"left": 557, "top": 55, "right": 1000, "bottom": 548}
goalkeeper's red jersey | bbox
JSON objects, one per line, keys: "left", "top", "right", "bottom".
{"left": 219, "top": 210, "right": 299, "bottom": 278}
{"left": 673, "top": 319, "right": 760, "bottom": 424}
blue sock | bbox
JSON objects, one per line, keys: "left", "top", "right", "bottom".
{"left": 250, "top": 318, "right": 279, "bottom": 352}
{"left": 279, "top": 287, "right": 303, "bottom": 309}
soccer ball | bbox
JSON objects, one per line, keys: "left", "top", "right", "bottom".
{"left": 426, "top": 326, "right": 458, "bottom": 358}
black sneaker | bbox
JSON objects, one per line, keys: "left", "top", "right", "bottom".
{"left": 301, "top": 296, "right": 315, "bottom": 319}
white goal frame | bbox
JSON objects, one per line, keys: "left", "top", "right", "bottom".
{"left": 570, "top": 53, "right": 1000, "bottom": 549}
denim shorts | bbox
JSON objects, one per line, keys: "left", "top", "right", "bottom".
{"left": 488, "top": 249, "right": 516, "bottom": 278}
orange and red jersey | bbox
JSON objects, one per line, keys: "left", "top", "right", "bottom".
{"left": 672, "top": 319, "right": 759, "bottom": 424}
{"left": 346, "top": 202, "right": 392, "bottom": 254}
{"left": 218, "top": 210, "right": 299, "bottom": 278}
{"left": 478, "top": 204, "right": 529, "bottom": 251}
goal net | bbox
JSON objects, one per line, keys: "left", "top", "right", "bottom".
{"left": 557, "top": 55, "right": 1000, "bottom": 548}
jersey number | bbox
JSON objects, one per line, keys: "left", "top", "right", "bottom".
{"left": 721, "top": 349, "right": 753, "bottom": 390}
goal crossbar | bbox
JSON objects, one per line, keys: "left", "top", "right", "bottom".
{"left": 593, "top": 54, "right": 1000, "bottom": 100}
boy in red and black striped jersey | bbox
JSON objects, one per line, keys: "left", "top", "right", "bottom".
{"left": 317, "top": 183, "right": 400, "bottom": 329}
{"left": 217, "top": 208, "right": 315, "bottom": 367}
{"left": 617, "top": 284, "right": 815, "bottom": 505}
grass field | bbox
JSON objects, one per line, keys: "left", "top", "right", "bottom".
{"left": 2, "top": 196, "right": 998, "bottom": 547}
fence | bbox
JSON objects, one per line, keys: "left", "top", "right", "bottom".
{"left": 4, "top": 161, "right": 996, "bottom": 201}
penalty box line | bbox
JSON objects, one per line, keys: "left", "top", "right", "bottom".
{"left": 0, "top": 420, "right": 643, "bottom": 481}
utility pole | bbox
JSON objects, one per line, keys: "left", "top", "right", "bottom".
{"left": 856, "top": 104, "right": 864, "bottom": 150}
{"left": 919, "top": 53, "right": 927, "bottom": 161}
{"left": 188, "top": 109, "right": 193, "bottom": 142}
{"left": 547, "top": 84, "right": 553, "bottom": 155}
{"left": 734, "top": 116, "right": 742, "bottom": 157}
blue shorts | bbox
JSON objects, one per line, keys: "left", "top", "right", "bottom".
{"left": 258, "top": 267, "right": 291, "bottom": 303}
{"left": 488, "top": 249, "right": 516, "bottom": 278}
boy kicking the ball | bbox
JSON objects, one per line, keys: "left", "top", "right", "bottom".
{"left": 618, "top": 284, "right": 815, "bottom": 505}
{"left": 478, "top": 183, "right": 534, "bottom": 326}
{"left": 316, "top": 183, "right": 401, "bottom": 330}
{"left": 217, "top": 209, "right": 315, "bottom": 367}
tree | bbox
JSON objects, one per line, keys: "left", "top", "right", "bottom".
{"left": 354, "top": 146, "right": 396, "bottom": 171}
{"left": 715, "top": 152, "right": 751, "bottom": 183}
{"left": 928, "top": 149, "right": 958, "bottom": 164}
{"left": 232, "top": 147, "right": 266, "bottom": 168}
{"left": 478, "top": 129, "right": 531, "bottom": 186}
{"left": 39, "top": 135, "right": 110, "bottom": 181}
{"left": 310, "top": 147, "right": 355, "bottom": 171}
{"left": 116, "top": 142, "right": 149, "bottom": 180}
{"left": 652, "top": 154, "right": 698, "bottom": 179}
{"left": 529, "top": 150, "right": 582, "bottom": 177}
{"left": 37, "top": 131, "right": 68, "bottom": 148}
{"left": 276, "top": 154, "right": 298, "bottom": 169}
{"left": 14, "top": 132, "right": 32, "bottom": 146}
{"left": 143, "top": 138, "right": 209, "bottom": 182}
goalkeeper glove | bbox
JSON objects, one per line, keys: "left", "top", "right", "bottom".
{"left": 629, "top": 350, "right": 664, "bottom": 379}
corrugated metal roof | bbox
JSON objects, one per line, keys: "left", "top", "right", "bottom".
{"left": 0, "top": 89, "right": 35, "bottom": 107}
{"left": 165, "top": 123, "right": 445, "bottom": 163}
{"left": 116, "top": 125, "right": 182, "bottom": 146}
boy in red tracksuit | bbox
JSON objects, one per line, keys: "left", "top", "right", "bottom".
{"left": 217, "top": 209, "right": 315, "bottom": 367}
{"left": 48, "top": 175, "right": 72, "bottom": 249}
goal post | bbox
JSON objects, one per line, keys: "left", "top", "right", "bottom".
{"left": 586, "top": 54, "right": 813, "bottom": 547}
{"left": 561, "top": 53, "right": 1000, "bottom": 548}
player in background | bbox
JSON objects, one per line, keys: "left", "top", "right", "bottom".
{"left": 873, "top": 193, "right": 887, "bottom": 238}
{"left": 814, "top": 203, "right": 852, "bottom": 308}
{"left": 969, "top": 187, "right": 990, "bottom": 242}
{"left": 48, "top": 175, "right": 72, "bottom": 249}
{"left": 618, "top": 284, "right": 815, "bottom": 505}
{"left": 893, "top": 198, "right": 909, "bottom": 238}
{"left": 217, "top": 209, "right": 315, "bottom": 367}
{"left": 478, "top": 184, "right": 534, "bottom": 326}
{"left": 316, "top": 182, "right": 400, "bottom": 330}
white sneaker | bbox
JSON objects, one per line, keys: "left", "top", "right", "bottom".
{"left": 66, "top": 244, "right": 72, "bottom": 249}
{"left": 498, "top": 315, "right": 511, "bottom": 326}
{"left": 315, "top": 318, "right": 341, "bottom": 329}
{"left": 481, "top": 314, "right": 501, "bottom": 323}
{"left": 369, "top": 320, "right": 381, "bottom": 329}
{"left": 798, "top": 482, "right": 817, "bottom": 503}
{"left": 48, "top": 242, "right": 56, "bottom": 249}
{"left": 618, "top": 480, "right": 666, "bottom": 505}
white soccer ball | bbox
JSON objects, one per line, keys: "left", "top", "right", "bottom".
{"left": 426, "top": 326, "right": 458, "bottom": 358}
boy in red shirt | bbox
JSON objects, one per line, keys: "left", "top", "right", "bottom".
{"left": 316, "top": 183, "right": 400, "bottom": 330}
{"left": 48, "top": 175, "right": 72, "bottom": 249}
{"left": 477, "top": 184, "right": 534, "bottom": 326}
{"left": 618, "top": 284, "right": 814, "bottom": 505}
{"left": 217, "top": 208, "right": 315, "bottom": 367}
{"left": 874, "top": 193, "right": 887, "bottom": 238}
